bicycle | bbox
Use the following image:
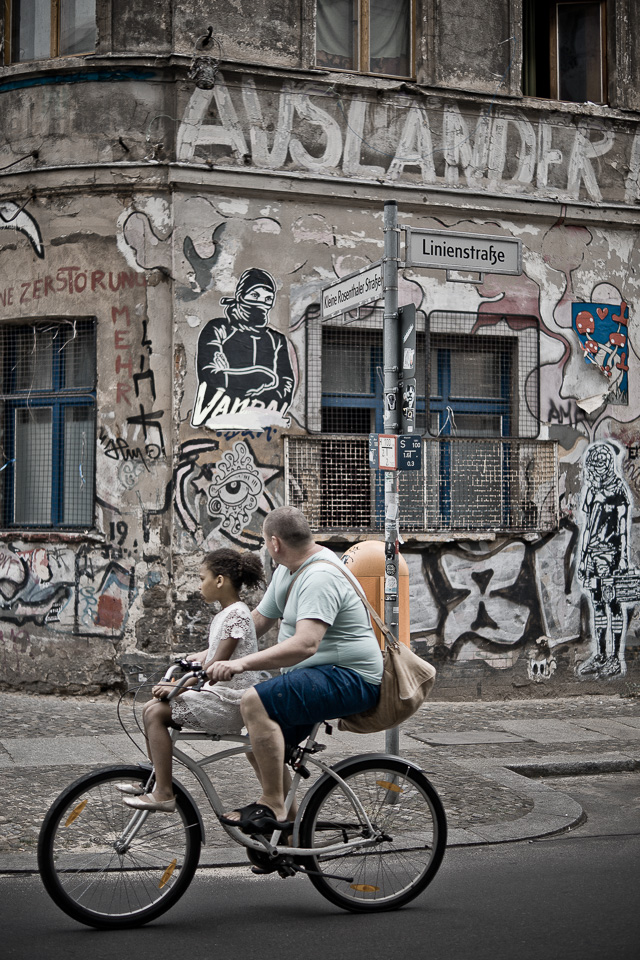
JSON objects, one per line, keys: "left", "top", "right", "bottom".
{"left": 38, "top": 659, "right": 447, "bottom": 929}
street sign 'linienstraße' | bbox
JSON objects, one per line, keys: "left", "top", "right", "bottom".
{"left": 406, "top": 228, "right": 522, "bottom": 276}
{"left": 321, "top": 262, "right": 384, "bottom": 320}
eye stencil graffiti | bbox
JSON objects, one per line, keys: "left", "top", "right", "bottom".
{"left": 174, "top": 438, "right": 281, "bottom": 548}
{"left": 206, "top": 441, "right": 264, "bottom": 537}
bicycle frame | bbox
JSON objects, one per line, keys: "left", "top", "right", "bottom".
{"left": 168, "top": 725, "right": 381, "bottom": 858}
{"left": 121, "top": 662, "right": 384, "bottom": 862}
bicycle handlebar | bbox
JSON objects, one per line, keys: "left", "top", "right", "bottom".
{"left": 157, "top": 658, "right": 208, "bottom": 700}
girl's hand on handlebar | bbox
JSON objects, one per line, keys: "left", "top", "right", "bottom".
{"left": 152, "top": 681, "right": 179, "bottom": 700}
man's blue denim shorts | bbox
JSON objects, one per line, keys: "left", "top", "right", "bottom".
{"left": 255, "top": 664, "right": 380, "bottom": 746}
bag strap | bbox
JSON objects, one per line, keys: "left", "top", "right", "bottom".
{"left": 282, "top": 555, "right": 395, "bottom": 646}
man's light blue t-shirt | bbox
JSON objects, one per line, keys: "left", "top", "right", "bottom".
{"left": 257, "top": 547, "right": 383, "bottom": 685}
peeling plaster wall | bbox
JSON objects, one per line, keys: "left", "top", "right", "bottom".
{"left": 1, "top": 2, "right": 640, "bottom": 697}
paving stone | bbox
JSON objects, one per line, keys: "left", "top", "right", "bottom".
{"left": 570, "top": 718, "right": 640, "bottom": 739}
{"left": 497, "top": 719, "right": 610, "bottom": 743}
{"left": 0, "top": 691, "right": 639, "bottom": 869}
{"left": 407, "top": 730, "right": 525, "bottom": 746}
{"left": 0, "top": 736, "right": 118, "bottom": 767}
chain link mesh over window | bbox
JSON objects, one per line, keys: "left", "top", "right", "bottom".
{"left": 0, "top": 319, "right": 96, "bottom": 528}
{"left": 297, "top": 305, "right": 555, "bottom": 534}
{"left": 286, "top": 435, "right": 558, "bottom": 534}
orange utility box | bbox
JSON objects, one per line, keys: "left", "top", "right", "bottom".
{"left": 342, "top": 540, "right": 410, "bottom": 648}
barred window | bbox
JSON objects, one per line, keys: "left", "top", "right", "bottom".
{"left": 293, "top": 306, "right": 557, "bottom": 535}
{"left": 0, "top": 320, "right": 96, "bottom": 528}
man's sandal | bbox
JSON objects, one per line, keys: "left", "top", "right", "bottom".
{"left": 220, "top": 802, "right": 292, "bottom": 835}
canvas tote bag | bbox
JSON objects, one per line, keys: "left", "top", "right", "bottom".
{"left": 284, "top": 557, "right": 436, "bottom": 734}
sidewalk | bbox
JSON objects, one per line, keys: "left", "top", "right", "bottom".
{"left": 1, "top": 690, "right": 639, "bottom": 872}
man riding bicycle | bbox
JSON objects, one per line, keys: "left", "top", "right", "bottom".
{"left": 206, "top": 505, "right": 383, "bottom": 832}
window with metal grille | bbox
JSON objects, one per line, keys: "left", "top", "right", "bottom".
{"left": 293, "top": 306, "right": 556, "bottom": 534}
{"left": 0, "top": 319, "right": 96, "bottom": 528}
{"left": 426, "top": 311, "right": 540, "bottom": 439}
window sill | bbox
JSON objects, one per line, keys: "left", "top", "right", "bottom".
{"left": 0, "top": 529, "right": 105, "bottom": 544}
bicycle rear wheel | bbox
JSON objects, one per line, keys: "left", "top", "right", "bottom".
{"left": 38, "top": 765, "right": 202, "bottom": 929}
{"left": 299, "top": 755, "right": 446, "bottom": 912}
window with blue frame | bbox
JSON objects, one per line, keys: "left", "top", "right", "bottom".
{"left": 0, "top": 319, "right": 96, "bottom": 528}
{"left": 313, "top": 310, "right": 542, "bottom": 532}
{"left": 321, "top": 322, "right": 427, "bottom": 434}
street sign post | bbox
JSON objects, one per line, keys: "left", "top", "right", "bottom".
{"left": 399, "top": 304, "right": 417, "bottom": 433}
{"left": 362, "top": 205, "right": 523, "bottom": 755}
{"left": 321, "top": 261, "right": 384, "bottom": 320}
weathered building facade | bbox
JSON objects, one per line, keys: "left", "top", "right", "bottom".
{"left": 1, "top": 0, "right": 639, "bottom": 697}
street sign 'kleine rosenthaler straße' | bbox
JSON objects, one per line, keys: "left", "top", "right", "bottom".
{"left": 321, "top": 261, "right": 384, "bottom": 321}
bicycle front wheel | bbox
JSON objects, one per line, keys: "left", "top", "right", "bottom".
{"left": 38, "top": 765, "right": 202, "bottom": 929}
{"left": 299, "top": 755, "right": 446, "bottom": 912}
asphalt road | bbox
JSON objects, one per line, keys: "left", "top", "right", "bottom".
{"left": 4, "top": 773, "right": 639, "bottom": 960}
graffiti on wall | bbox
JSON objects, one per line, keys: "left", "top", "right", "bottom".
{"left": 0, "top": 202, "right": 44, "bottom": 259}
{"left": 177, "top": 75, "right": 640, "bottom": 204}
{"left": 0, "top": 543, "right": 135, "bottom": 635}
{"left": 191, "top": 268, "right": 297, "bottom": 429}
{"left": 174, "top": 436, "right": 281, "bottom": 548}
{"left": 572, "top": 301, "right": 629, "bottom": 404}
{"left": 0, "top": 547, "right": 71, "bottom": 624}
{"left": 575, "top": 442, "right": 638, "bottom": 678}
{"left": 418, "top": 541, "right": 547, "bottom": 671}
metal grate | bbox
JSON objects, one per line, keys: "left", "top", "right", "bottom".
{"left": 427, "top": 310, "right": 540, "bottom": 439}
{"left": 309, "top": 307, "right": 539, "bottom": 438}
{"left": 0, "top": 319, "right": 96, "bottom": 528}
{"left": 312, "top": 309, "right": 427, "bottom": 435}
{"left": 285, "top": 435, "right": 558, "bottom": 534}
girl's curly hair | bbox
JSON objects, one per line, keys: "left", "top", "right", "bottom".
{"left": 201, "top": 548, "right": 264, "bottom": 590}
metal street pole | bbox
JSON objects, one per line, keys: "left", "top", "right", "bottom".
{"left": 383, "top": 200, "right": 400, "bottom": 756}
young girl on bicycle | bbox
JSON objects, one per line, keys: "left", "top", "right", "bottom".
{"left": 122, "top": 547, "right": 265, "bottom": 812}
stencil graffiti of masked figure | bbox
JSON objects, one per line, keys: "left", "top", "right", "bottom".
{"left": 577, "top": 443, "right": 633, "bottom": 678}
{"left": 191, "top": 269, "right": 297, "bottom": 429}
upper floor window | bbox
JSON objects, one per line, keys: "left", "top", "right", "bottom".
{"left": 316, "top": 0, "right": 414, "bottom": 78}
{"left": 7, "top": 0, "right": 96, "bottom": 63}
{"left": 0, "top": 320, "right": 96, "bottom": 528}
{"left": 523, "top": 1, "right": 607, "bottom": 103}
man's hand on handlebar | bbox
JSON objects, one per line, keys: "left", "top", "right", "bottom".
{"left": 206, "top": 659, "right": 244, "bottom": 683}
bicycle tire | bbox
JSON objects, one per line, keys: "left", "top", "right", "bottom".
{"left": 299, "top": 754, "right": 447, "bottom": 912}
{"left": 38, "top": 765, "right": 202, "bottom": 929}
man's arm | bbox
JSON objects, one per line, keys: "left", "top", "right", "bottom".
{"left": 206, "top": 618, "right": 327, "bottom": 682}
{"left": 252, "top": 609, "right": 277, "bottom": 639}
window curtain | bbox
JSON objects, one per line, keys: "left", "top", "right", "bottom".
{"left": 63, "top": 407, "right": 95, "bottom": 525}
{"left": 14, "top": 407, "right": 52, "bottom": 525}
{"left": 317, "top": 0, "right": 356, "bottom": 68}
{"left": 12, "top": 0, "right": 51, "bottom": 64}
{"left": 370, "top": 0, "right": 410, "bottom": 64}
